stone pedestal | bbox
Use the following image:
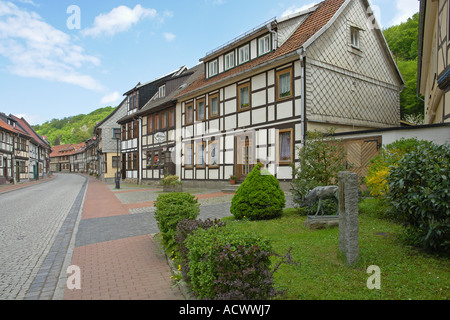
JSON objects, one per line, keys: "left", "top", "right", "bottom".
{"left": 304, "top": 215, "right": 339, "bottom": 230}
{"left": 338, "top": 171, "right": 359, "bottom": 265}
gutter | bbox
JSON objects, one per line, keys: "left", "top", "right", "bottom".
{"left": 298, "top": 48, "right": 307, "bottom": 146}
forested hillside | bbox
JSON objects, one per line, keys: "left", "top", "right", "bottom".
{"left": 33, "top": 106, "right": 116, "bottom": 147}
{"left": 383, "top": 12, "right": 424, "bottom": 123}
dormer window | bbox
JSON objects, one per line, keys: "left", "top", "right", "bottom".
{"left": 224, "top": 51, "right": 235, "bottom": 70}
{"left": 208, "top": 59, "right": 218, "bottom": 77}
{"left": 238, "top": 44, "right": 250, "bottom": 65}
{"left": 258, "top": 34, "right": 271, "bottom": 56}
{"left": 128, "top": 92, "right": 138, "bottom": 111}
{"left": 159, "top": 85, "right": 166, "bottom": 98}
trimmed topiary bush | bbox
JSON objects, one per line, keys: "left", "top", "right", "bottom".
{"left": 154, "top": 192, "right": 200, "bottom": 254}
{"left": 230, "top": 163, "right": 285, "bottom": 220}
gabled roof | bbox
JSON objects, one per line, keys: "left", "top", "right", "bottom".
{"left": 9, "top": 115, "right": 50, "bottom": 149}
{"left": 137, "top": 63, "right": 204, "bottom": 115}
{"left": 177, "top": 0, "right": 403, "bottom": 99}
{"left": 50, "top": 142, "right": 86, "bottom": 158}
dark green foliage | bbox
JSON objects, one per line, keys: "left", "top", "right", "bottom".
{"left": 175, "top": 218, "right": 226, "bottom": 285}
{"left": 383, "top": 12, "right": 424, "bottom": 120}
{"left": 291, "top": 129, "right": 347, "bottom": 215}
{"left": 230, "top": 163, "right": 285, "bottom": 220}
{"left": 386, "top": 142, "right": 450, "bottom": 254}
{"left": 33, "top": 106, "right": 116, "bottom": 146}
{"left": 154, "top": 192, "right": 200, "bottom": 253}
{"left": 184, "top": 225, "right": 276, "bottom": 300}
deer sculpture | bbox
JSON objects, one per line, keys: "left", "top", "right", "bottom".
{"left": 302, "top": 186, "right": 339, "bottom": 216}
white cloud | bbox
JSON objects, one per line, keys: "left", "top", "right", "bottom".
{"left": 281, "top": 2, "right": 318, "bottom": 18}
{"left": 163, "top": 32, "right": 176, "bottom": 42}
{"left": 0, "top": 1, "right": 103, "bottom": 91}
{"left": 390, "top": 0, "right": 419, "bottom": 26}
{"left": 15, "top": 113, "right": 42, "bottom": 125}
{"left": 100, "top": 91, "right": 121, "bottom": 105}
{"left": 82, "top": 5, "right": 158, "bottom": 38}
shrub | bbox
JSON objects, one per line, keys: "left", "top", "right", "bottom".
{"left": 386, "top": 142, "right": 450, "bottom": 254}
{"left": 175, "top": 218, "right": 226, "bottom": 284}
{"left": 159, "top": 174, "right": 182, "bottom": 187}
{"left": 291, "top": 129, "right": 347, "bottom": 215}
{"left": 185, "top": 225, "right": 276, "bottom": 300}
{"left": 230, "top": 163, "right": 285, "bottom": 220}
{"left": 154, "top": 192, "right": 200, "bottom": 253}
{"left": 366, "top": 138, "right": 433, "bottom": 198}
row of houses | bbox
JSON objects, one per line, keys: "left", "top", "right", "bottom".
{"left": 0, "top": 113, "right": 51, "bottom": 185}
{"left": 50, "top": 0, "right": 450, "bottom": 188}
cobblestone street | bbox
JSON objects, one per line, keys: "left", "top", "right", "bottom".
{"left": 0, "top": 174, "right": 86, "bottom": 300}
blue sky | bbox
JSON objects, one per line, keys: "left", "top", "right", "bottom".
{"left": 0, "top": 0, "right": 420, "bottom": 125}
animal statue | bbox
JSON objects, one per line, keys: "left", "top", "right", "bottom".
{"left": 302, "top": 186, "right": 339, "bottom": 216}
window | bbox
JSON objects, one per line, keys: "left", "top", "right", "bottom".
{"left": 185, "top": 103, "right": 194, "bottom": 125}
{"left": 159, "top": 85, "right": 166, "bottom": 98}
{"left": 169, "top": 108, "right": 175, "bottom": 127}
{"left": 153, "top": 151, "right": 160, "bottom": 167}
{"left": 112, "top": 156, "right": 120, "bottom": 168}
{"left": 209, "top": 93, "right": 219, "bottom": 118}
{"left": 225, "top": 51, "right": 235, "bottom": 70}
{"left": 276, "top": 68, "right": 293, "bottom": 100}
{"left": 238, "top": 44, "right": 250, "bottom": 64}
{"left": 238, "top": 82, "right": 251, "bottom": 111}
{"left": 196, "top": 142, "right": 206, "bottom": 168}
{"left": 161, "top": 111, "right": 168, "bottom": 129}
{"left": 278, "top": 129, "right": 293, "bottom": 164}
{"left": 146, "top": 151, "right": 152, "bottom": 168}
{"left": 133, "top": 121, "right": 138, "bottom": 139}
{"left": 128, "top": 93, "right": 138, "bottom": 111}
{"left": 350, "top": 27, "right": 360, "bottom": 49}
{"left": 209, "top": 140, "right": 219, "bottom": 167}
{"left": 258, "top": 34, "right": 271, "bottom": 56}
{"left": 154, "top": 114, "right": 160, "bottom": 131}
{"left": 147, "top": 116, "right": 153, "bottom": 134}
{"left": 197, "top": 98, "right": 206, "bottom": 121}
{"left": 185, "top": 144, "right": 193, "bottom": 168}
{"left": 122, "top": 124, "right": 127, "bottom": 140}
{"left": 208, "top": 60, "right": 218, "bottom": 77}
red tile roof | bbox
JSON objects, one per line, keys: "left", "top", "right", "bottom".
{"left": 177, "top": 0, "right": 345, "bottom": 98}
{"left": 50, "top": 142, "right": 86, "bottom": 158}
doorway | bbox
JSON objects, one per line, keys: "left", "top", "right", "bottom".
{"left": 236, "top": 134, "right": 255, "bottom": 182}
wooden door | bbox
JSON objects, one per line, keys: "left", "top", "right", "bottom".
{"left": 236, "top": 135, "right": 255, "bottom": 181}
{"left": 342, "top": 136, "right": 382, "bottom": 179}
{"left": 121, "top": 154, "right": 126, "bottom": 180}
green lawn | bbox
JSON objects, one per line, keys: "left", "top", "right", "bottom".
{"left": 223, "top": 198, "right": 449, "bottom": 300}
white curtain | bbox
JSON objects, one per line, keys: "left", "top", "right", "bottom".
{"left": 280, "top": 132, "right": 291, "bottom": 161}
{"left": 279, "top": 73, "right": 291, "bottom": 96}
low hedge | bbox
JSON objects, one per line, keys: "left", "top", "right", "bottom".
{"left": 184, "top": 224, "right": 276, "bottom": 300}
{"left": 154, "top": 192, "right": 200, "bottom": 254}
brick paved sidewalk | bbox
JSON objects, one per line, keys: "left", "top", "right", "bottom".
{"left": 0, "top": 175, "right": 55, "bottom": 194}
{"left": 63, "top": 176, "right": 184, "bottom": 300}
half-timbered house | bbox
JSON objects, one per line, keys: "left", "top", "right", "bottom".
{"left": 117, "top": 66, "right": 188, "bottom": 182}
{"left": 418, "top": 0, "right": 450, "bottom": 123}
{"left": 175, "top": 0, "right": 404, "bottom": 187}
{"left": 136, "top": 64, "right": 203, "bottom": 182}
{"left": 0, "top": 117, "right": 15, "bottom": 184}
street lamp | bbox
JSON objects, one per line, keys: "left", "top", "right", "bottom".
{"left": 113, "top": 128, "right": 121, "bottom": 189}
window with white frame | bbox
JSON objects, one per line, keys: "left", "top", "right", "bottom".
{"left": 224, "top": 51, "right": 235, "bottom": 70}
{"left": 258, "top": 34, "right": 271, "bottom": 56}
{"left": 159, "top": 85, "right": 166, "bottom": 98}
{"left": 238, "top": 44, "right": 250, "bottom": 64}
{"left": 350, "top": 27, "right": 360, "bottom": 49}
{"left": 208, "top": 60, "right": 218, "bottom": 77}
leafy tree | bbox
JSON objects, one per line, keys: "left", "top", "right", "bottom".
{"left": 290, "top": 129, "right": 348, "bottom": 214}
{"left": 33, "top": 106, "right": 116, "bottom": 146}
{"left": 383, "top": 12, "right": 424, "bottom": 120}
